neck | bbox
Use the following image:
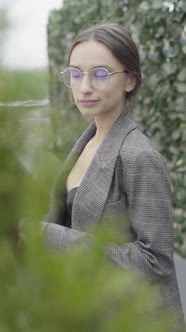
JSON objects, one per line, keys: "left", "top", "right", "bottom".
{"left": 93, "top": 105, "right": 127, "bottom": 145}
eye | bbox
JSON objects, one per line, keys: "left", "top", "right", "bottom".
{"left": 71, "top": 69, "right": 82, "bottom": 79}
{"left": 92, "top": 68, "right": 108, "bottom": 80}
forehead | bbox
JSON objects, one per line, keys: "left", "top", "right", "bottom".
{"left": 69, "top": 40, "right": 122, "bottom": 69}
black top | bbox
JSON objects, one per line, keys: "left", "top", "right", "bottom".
{"left": 61, "top": 187, "right": 78, "bottom": 228}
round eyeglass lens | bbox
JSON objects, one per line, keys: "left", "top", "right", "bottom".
{"left": 91, "top": 68, "right": 109, "bottom": 88}
{"left": 62, "top": 68, "right": 82, "bottom": 88}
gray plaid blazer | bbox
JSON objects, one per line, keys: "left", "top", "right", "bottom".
{"left": 44, "top": 111, "right": 185, "bottom": 329}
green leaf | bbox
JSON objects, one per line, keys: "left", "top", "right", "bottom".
{"left": 177, "top": 69, "right": 186, "bottom": 82}
{"left": 162, "top": 63, "right": 177, "bottom": 75}
{"left": 139, "top": 1, "right": 150, "bottom": 10}
{"left": 176, "top": 83, "right": 186, "bottom": 93}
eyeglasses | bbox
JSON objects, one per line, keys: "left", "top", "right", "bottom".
{"left": 60, "top": 67, "right": 127, "bottom": 89}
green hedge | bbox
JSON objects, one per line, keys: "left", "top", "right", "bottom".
{"left": 47, "top": 0, "right": 186, "bottom": 256}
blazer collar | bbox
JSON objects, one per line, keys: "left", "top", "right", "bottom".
{"left": 70, "top": 110, "right": 137, "bottom": 230}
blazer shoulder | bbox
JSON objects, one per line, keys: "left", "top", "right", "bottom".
{"left": 119, "top": 127, "right": 168, "bottom": 171}
{"left": 123, "top": 127, "right": 153, "bottom": 151}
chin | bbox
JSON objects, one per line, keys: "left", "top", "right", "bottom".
{"left": 78, "top": 107, "right": 98, "bottom": 118}
{"left": 79, "top": 111, "right": 94, "bottom": 118}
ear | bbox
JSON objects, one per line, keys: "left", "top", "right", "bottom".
{"left": 125, "top": 74, "right": 136, "bottom": 93}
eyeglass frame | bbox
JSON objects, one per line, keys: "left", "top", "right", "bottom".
{"left": 60, "top": 66, "right": 128, "bottom": 89}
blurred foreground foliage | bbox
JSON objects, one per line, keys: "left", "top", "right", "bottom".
{"left": 47, "top": 0, "right": 186, "bottom": 256}
{"left": 0, "top": 67, "right": 174, "bottom": 332}
{"left": 0, "top": 110, "right": 173, "bottom": 332}
{"left": 0, "top": 222, "right": 173, "bottom": 332}
{"left": 0, "top": 105, "right": 173, "bottom": 331}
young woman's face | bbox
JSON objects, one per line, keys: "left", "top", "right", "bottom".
{"left": 69, "top": 40, "right": 134, "bottom": 119}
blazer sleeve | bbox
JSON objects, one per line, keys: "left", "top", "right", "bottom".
{"left": 43, "top": 148, "right": 174, "bottom": 281}
{"left": 105, "top": 148, "right": 174, "bottom": 281}
{"left": 42, "top": 221, "right": 96, "bottom": 250}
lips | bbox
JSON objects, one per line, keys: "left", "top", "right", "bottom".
{"left": 78, "top": 99, "right": 99, "bottom": 107}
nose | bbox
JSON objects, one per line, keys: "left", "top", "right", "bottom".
{"left": 79, "top": 73, "right": 94, "bottom": 93}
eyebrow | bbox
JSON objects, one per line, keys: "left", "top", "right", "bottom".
{"left": 69, "top": 65, "right": 114, "bottom": 71}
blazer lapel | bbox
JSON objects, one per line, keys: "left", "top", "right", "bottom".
{"left": 71, "top": 110, "right": 137, "bottom": 230}
{"left": 66, "top": 121, "right": 97, "bottom": 164}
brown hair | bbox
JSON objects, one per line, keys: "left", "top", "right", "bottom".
{"left": 67, "top": 22, "right": 141, "bottom": 101}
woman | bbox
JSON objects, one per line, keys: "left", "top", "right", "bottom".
{"left": 43, "top": 22, "right": 185, "bottom": 329}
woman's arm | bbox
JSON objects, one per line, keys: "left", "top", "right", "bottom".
{"left": 104, "top": 148, "right": 174, "bottom": 281}
{"left": 42, "top": 221, "right": 96, "bottom": 250}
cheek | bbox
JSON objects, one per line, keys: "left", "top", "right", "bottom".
{"left": 104, "top": 82, "right": 125, "bottom": 101}
{"left": 118, "top": 77, "right": 127, "bottom": 94}
{"left": 67, "top": 89, "right": 77, "bottom": 106}
{"left": 71, "top": 88, "right": 75, "bottom": 98}
{"left": 71, "top": 88, "right": 77, "bottom": 102}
